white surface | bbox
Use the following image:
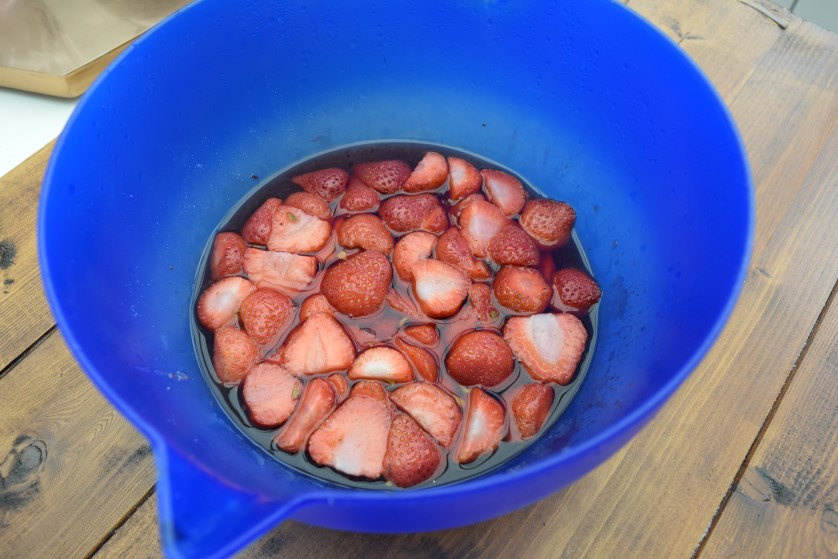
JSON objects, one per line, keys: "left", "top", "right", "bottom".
{"left": 0, "top": 88, "right": 77, "bottom": 178}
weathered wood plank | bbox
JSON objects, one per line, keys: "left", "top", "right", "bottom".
{"left": 94, "top": 493, "right": 161, "bottom": 559}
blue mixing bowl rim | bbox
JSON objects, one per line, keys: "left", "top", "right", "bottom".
{"left": 37, "top": 0, "right": 754, "bottom": 507}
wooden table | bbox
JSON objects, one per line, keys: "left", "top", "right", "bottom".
{"left": 1, "top": 1, "right": 836, "bottom": 557}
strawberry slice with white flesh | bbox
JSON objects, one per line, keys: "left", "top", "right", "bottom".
{"left": 241, "top": 362, "right": 301, "bottom": 428}
{"left": 410, "top": 259, "right": 471, "bottom": 319}
{"left": 275, "top": 378, "right": 336, "bottom": 453}
{"left": 503, "top": 313, "right": 588, "bottom": 385}
{"left": 455, "top": 388, "right": 506, "bottom": 464}
{"left": 276, "top": 312, "right": 355, "bottom": 376}
{"left": 242, "top": 247, "right": 318, "bottom": 292}
{"left": 347, "top": 346, "right": 414, "bottom": 383}
{"left": 196, "top": 277, "right": 256, "bottom": 331}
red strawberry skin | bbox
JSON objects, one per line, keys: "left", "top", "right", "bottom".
{"left": 493, "top": 266, "right": 552, "bottom": 314}
{"left": 456, "top": 388, "right": 506, "bottom": 464}
{"left": 197, "top": 276, "right": 257, "bottom": 331}
{"left": 284, "top": 191, "right": 332, "bottom": 220}
{"left": 241, "top": 362, "right": 301, "bottom": 428}
{"left": 212, "top": 326, "right": 260, "bottom": 384}
{"left": 451, "top": 193, "right": 486, "bottom": 219}
{"left": 326, "top": 373, "right": 350, "bottom": 402}
{"left": 394, "top": 337, "right": 439, "bottom": 382}
{"left": 445, "top": 330, "right": 515, "bottom": 387}
{"left": 384, "top": 414, "right": 443, "bottom": 487}
{"left": 299, "top": 293, "right": 333, "bottom": 321}
{"left": 379, "top": 194, "right": 448, "bottom": 235}
{"left": 520, "top": 199, "right": 576, "bottom": 248}
{"left": 210, "top": 232, "right": 247, "bottom": 280}
{"left": 339, "top": 176, "right": 380, "bottom": 212}
{"left": 469, "top": 282, "right": 498, "bottom": 323}
{"left": 336, "top": 213, "right": 394, "bottom": 255}
{"left": 403, "top": 323, "right": 439, "bottom": 346}
{"left": 402, "top": 152, "right": 448, "bottom": 193}
{"left": 242, "top": 197, "right": 282, "bottom": 245}
{"left": 350, "top": 380, "right": 389, "bottom": 401}
{"left": 410, "top": 259, "right": 471, "bottom": 319}
{"left": 511, "top": 383, "right": 554, "bottom": 439}
{"left": 481, "top": 169, "right": 526, "bottom": 217}
{"left": 389, "top": 383, "right": 462, "bottom": 448}
{"left": 447, "top": 157, "right": 482, "bottom": 201}
{"left": 552, "top": 268, "right": 602, "bottom": 312}
{"left": 436, "top": 227, "right": 492, "bottom": 279}
{"left": 239, "top": 288, "right": 295, "bottom": 347}
{"left": 488, "top": 223, "right": 540, "bottom": 267}
{"left": 275, "top": 378, "right": 336, "bottom": 453}
{"left": 353, "top": 160, "right": 411, "bottom": 194}
{"left": 321, "top": 250, "right": 393, "bottom": 317}
{"left": 503, "top": 313, "right": 588, "bottom": 384}
{"left": 393, "top": 231, "right": 437, "bottom": 282}
{"left": 292, "top": 168, "right": 349, "bottom": 201}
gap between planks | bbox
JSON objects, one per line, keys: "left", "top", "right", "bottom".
{"left": 0, "top": 325, "right": 56, "bottom": 382}
{"left": 84, "top": 484, "right": 157, "bottom": 559}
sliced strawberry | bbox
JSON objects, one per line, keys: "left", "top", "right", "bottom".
{"left": 458, "top": 198, "right": 508, "bottom": 258}
{"left": 481, "top": 169, "right": 526, "bottom": 217}
{"left": 239, "top": 288, "right": 295, "bottom": 347}
{"left": 468, "top": 283, "right": 499, "bottom": 323}
{"left": 284, "top": 191, "right": 332, "bottom": 220}
{"left": 402, "top": 152, "right": 448, "bottom": 193}
{"left": 552, "top": 268, "right": 602, "bottom": 312}
{"left": 326, "top": 373, "right": 350, "bottom": 402}
{"left": 210, "top": 232, "right": 247, "bottom": 280}
{"left": 353, "top": 160, "right": 411, "bottom": 194}
{"left": 379, "top": 194, "right": 448, "bottom": 235}
{"left": 451, "top": 193, "right": 486, "bottom": 219}
{"left": 455, "top": 388, "right": 506, "bottom": 464}
{"left": 511, "top": 383, "right": 554, "bottom": 439}
{"left": 389, "top": 383, "right": 462, "bottom": 448}
{"left": 347, "top": 346, "right": 413, "bottom": 383}
{"left": 410, "top": 259, "right": 471, "bottom": 319}
{"left": 336, "top": 213, "right": 394, "bottom": 255}
{"left": 403, "top": 323, "right": 439, "bottom": 346}
{"left": 447, "top": 157, "right": 482, "bottom": 201}
{"left": 385, "top": 289, "right": 424, "bottom": 320}
{"left": 197, "top": 277, "right": 257, "bottom": 331}
{"left": 299, "top": 293, "right": 333, "bottom": 321}
{"left": 267, "top": 205, "right": 331, "bottom": 254}
{"left": 277, "top": 312, "right": 355, "bottom": 375}
{"left": 308, "top": 394, "right": 392, "bottom": 479}
{"left": 487, "top": 222, "right": 540, "bottom": 267}
{"left": 320, "top": 250, "right": 393, "bottom": 317}
{"left": 393, "top": 231, "right": 437, "bottom": 282}
{"left": 349, "top": 380, "right": 388, "bottom": 401}
{"left": 242, "top": 248, "right": 318, "bottom": 292}
{"left": 339, "top": 176, "right": 380, "bottom": 212}
{"left": 539, "top": 252, "right": 556, "bottom": 283}
{"left": 503, "top": 313, "right": 588, "bottom": 384}
{"left": 493, "top": 266, "right": 552, "bottom": 314}
{"left": 436, "top": 227, "right": 492, "bottom": 279}
{"left": 275, "top": 378, "right": 336, "bottom": 453}
{"left": 384, "top": 414, "right": 443, "bottom": 487}
{"left": 212, "top": 326, "right": 260, "bottom": 384}
{"left": 242, "top": 197, "right": 282, "bottom": 245}
{"left": 292, "top": 167, "right": 349, "bottom": 201}
{"left": 445, "top": 330, "right": 514, "bottom": 387}
{"left": 519, "top": 199, "right": 576, "bottom": 248}
{"left": 394, "top": 337, "right": 438, "bottom": 382}
{"left": 241, "top": 362, "right": 302, "bottom": 428}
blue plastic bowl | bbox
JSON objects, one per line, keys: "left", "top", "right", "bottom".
{"left": 38, "top": 1, "right": 752, "bottom": 557}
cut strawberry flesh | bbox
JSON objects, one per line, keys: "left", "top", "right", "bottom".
{"left": 242, "top": 362, "right": 301, "bottom": 428}
{"left": 503, "top": 313, "right": 588, "bottom": 384}
{"left": 197, "top": 276, "right": 257, "bottom": 331}
{"left": 393, "top": 231, "right": 437, "bottom": 282}
{"left": 394, "top": 337, "right": 439, "bottom": 382}
{"left": 436, "top": 227, "right": 492, "bottom": 280}
{"left": 481, "top": 169, "right": 526, "bottom": 217}
{"left": 403, "top": 323, "right": 439, "bottom": 346}
{"left": 275, "top": 378, "right": 336, "bottom": 453}
{"left": 277, "top": 312, "right": 355, "bottom": 376}
{"left": 458, "top": 199, "right": 508, "bottom": 258}
{"left": 242, "top": 248, "right": 317, "bottom": 292}
{"left": 347, "top": 346, "right": 414, "bottom": 383}
{"left": 447, "top": 157, "right": 482, "bottom": 201}
{"left": 410, "top": 259, "right": 471, "bottom": 319}
{"left": 389, "top": 382, "right": 462, "bottom": 448}
{"left": 455, "top": 388, "right": 506, "bottom": 464}
{"left": 402, "top": 151, "right": 448, "bottom": 193}
{"left": 267, "top": 205, "right": 331, "bottom": 254}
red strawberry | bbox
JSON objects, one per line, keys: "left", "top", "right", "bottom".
{"left": 436, "top": 227, "right": 492, "bottom": 279}
{"left": 469, "top": 283, "right": 499, "bottom": 323}
{"left": 503, "top": 313, "right": 588, "bottom": 384}
{"left": 385, "top": 289, "right": 424, "bottom": 320}
{"left": 242, "top": 248, "right": 318, "bottom": 292}
{"left": 384, "top": 414, "right": 443, "bottom": 487}
{"left": 284, "top": 191, "right": 332, "bottom": 220}
{"left": 276, "top": 312, "right": 355, "bottom": 375}
{"left": 519, "top": 199, "right": 576, "bottom": 248}
{"left": 348, "top": 346, "right": 413, "bottom": 383}
{"left": 239, "top": 288, "right": 295, "bottom": 347}
{"left": 539, "top": 252, "right": 556, "bottom": 283}
{"left": 481, "top": 169, "right": 526, "bottom": 216}
{"left": 299, "top": 293, "right": 333, "bottom": 321}
{"left": 210, "top": 232, "right": 247, "bottom": 280}
{"left": 389, "top": 383, "right": 462, "bottom": 448}
{"left": 326, "top": 373, "right": 350, "bottom": 402}
{"left": 402, "top": 152, "right": 448, "bottom": 193}
{"left": 339, "top": 176, "right": 380, "bottom": 212}
{"left": 394, "top": 337, "right": 438, "bottom": 382}
{"left": 455, "top": 388, "right": 506, "bottom": 464}
{"left": 292, "top": 167, "right": 349, "bottom": 201}
{"left": 447, "top": 157, "right": 482, "bottom": 201}
{"left": 393, "top": 231, "right": 437, "bottom": 282}
{"left": 308, "top": 394, "right": 392, "bottom": 479}
{"left": 445, "top": 330, "right": 515, "bottom": 387}
{"left": 379, "top": 194, "right": 448, "bottom": 235}
{"left": 403, "top": 323, "right": 439, "bottom": 346}
{"left": 212, "top": 326, "right": 260, "bottom": 383}
{"left": 450, "top": 193, "right": 486, "bottom": 219}
{"left": 353, "top": 160, "right": 411, "bottom": 194}
{"left": 493, "top": 266, "right": 552, "bottom": 314}
{"left": 321, "top": 250, "right": 393, "bottom": 317}
{"left": 197, "top": 276, "right": 257, "bottom": 331}
{"left": 336, "top": 213, "right": 394, "bottom": 255}
{"left": 242, "top": 197, "right": 282, "bottom": 245}
{"left": 511, "top": 383, "right": 554, "bottom": 439}
{"left": 267, "top": 206, "right": 331, "bottom": 254}
{"left": 350, "top": 380, "right": 389, "bottom": 401}
{"left": 241, "top": 362, "right": 301, "bottom": 428}
{"left": 410, "top": 259, "right": 471, "bottom": 319}
{"left": 275, "top": 378, "right": 336, "bottom": 453}
{"left": 458, "top": 198, "right": 508, "bottom": 258}
{"left": 487, "top": 222, "right": 540, "bottom": 266}
{"left": 552, "top": 268, "right": 602, "bottom": 312}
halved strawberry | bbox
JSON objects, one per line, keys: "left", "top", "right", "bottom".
{"left": 275, "top": 378, "right": 336, "bottom": 453}
{"left": 402, "top": 152, "right": 448, "bottom": 193}
{"left": 455, "top": 388, "right": 506, "bottom": 464}
{"left": 503, "top": 313, "right": 588, "bottom": 384}
{"left": 389, "top": 383, "right": 462, "bottom": 448}
{"left": 435, "top": 227, "right": 492, "bottom": 279}
{"left": 481, "top": 169, "right": 526, "bottom": 217}
{"left": 308, "top": 394, "right": 392, "bottom": 479}
{"left": 458, "top": 198, "right": 508, "bottom": 258}
{"left": 519, "top": 199, "right": 576, "bottom": 248}
{"left": 385, "top": 289, "right": 424, "bottom": 320}
{"left": 379, "top": 194, "right": 448, "bottom": 235}
{"left": 493, "top": 266, "right": 552, "bottom": 314}
{"left": 445, "top": 330, "right": 515, "bottom": 388}
{"left": 450, "top": 193, "right": 486, "bottom": 220}
{"left": 284, "top": 191, "right": 332, "bottom": 220}
{"left": 447, "top": 157, "right": 482, "bottom": 201}
{"left": 242, "top": 197, "right": 282, "bottom": 245}
{"left": 320, "top": 250, "right": 393, "bottom": 317}
{"left": 403, "top": 323, "right": 439, "bottom": 346}
{"left": 210, "top": 232, "right": 247, "bottom": 280}
{"left": 384, "top": 414, "right": 443, "bottom": 487}
{"left": 197, "top": 276, "right": 257, "bottom": 331}
{"left": 339, "top": 176, "right": 380, "bottom": 213}
{"left": 349, "top": 380, "right": 389, "bottom": 401}
{"left": 241, "top": 362, "right": 302, "bottom": 428}
{"left": 326, "top": 373, "right": 350, "bottom": 402}
{"left": 292, "top": 168, "right": 349, "bottom": 201}
{"left": 212, "top": 326, "right": 260, "bottom": 384}
{"left": 552, "top": 268, "right": 602, "bottom": 312}
{"left": 487, "top": 222, "right": 540, "bottom": 267}
{"left": 347, "top": 346, "right": 413, "bottom": 383}
{"left": 410, "top": 259, "right": 471, "bottom": 319}
{"left": 468, "top": 283, "right": 499, "bottom": 323}
{"left": 276, "top": 312, "right": 355, "bottom": 375}
{"left": 353, "top": 160, "right": 411, "bottom": 194}
{"left": 336, "top": 213, "right": 394, "bottom": 255}
{"left": 393, "top": 231, "right": 437, "bottom": 282}
{"left": 267, "top": 206, "right": 331, "bottom": 254}
{"left": 239, "top": 288, "right": 295, "bottom": 347}
{"left": 511, "top": 383, "right": 554, "bottom": 439}
{"left": 242, "top": 248, "right": 318, "bottom": 292}
{"left": 299, "top": 293, "right": 333, "bottom": 321}
{"left": 394, "top": 337, "right": 438, "bottom": 382}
